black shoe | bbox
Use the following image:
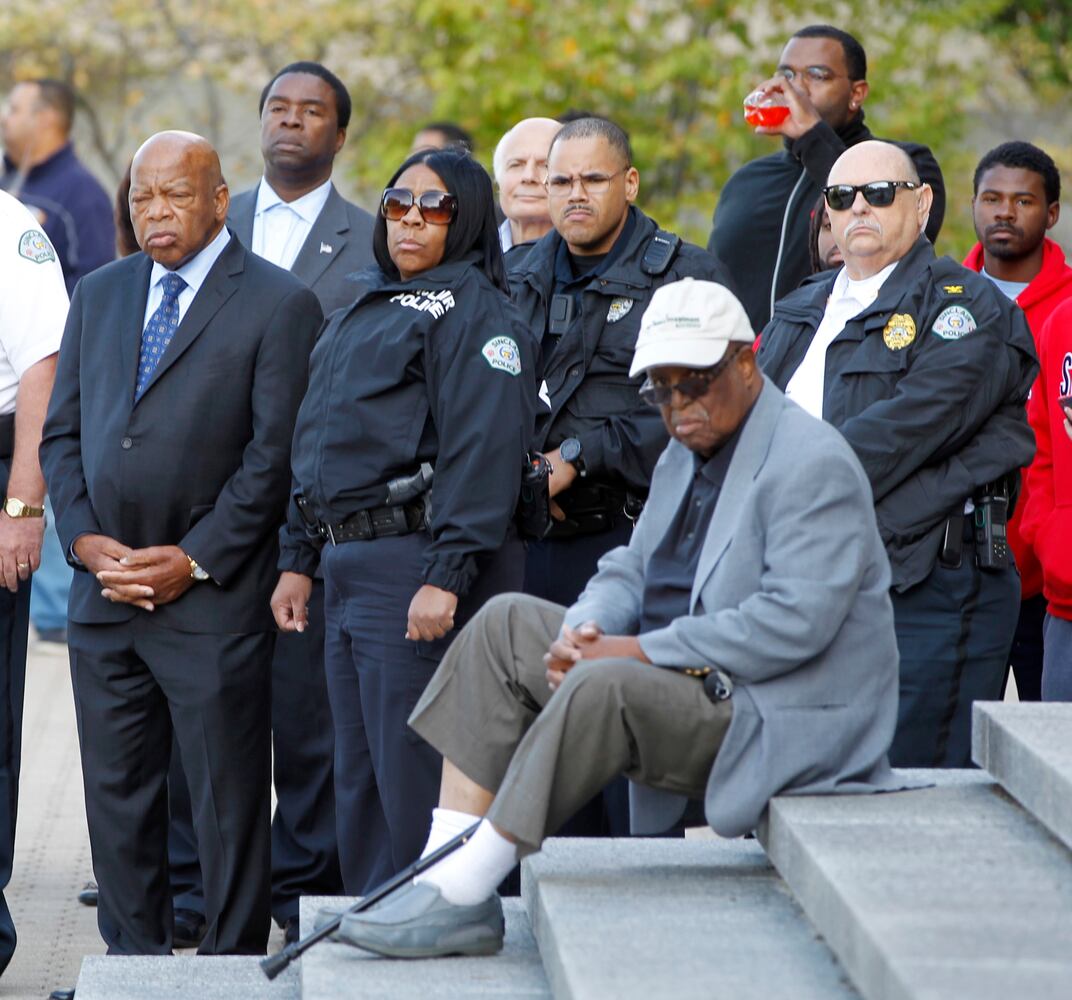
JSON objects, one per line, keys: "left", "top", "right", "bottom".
{"left": 284, "top": 915, "right": 300, "bottom": 945}
{"left": 49, "top": 989, "right": 75, "bottom": 1000}
{"left": 172, "top": 908, "right": 206, "bottom": 949}
{"left": 77, "top": 881, "right": 98, "bottom": 907}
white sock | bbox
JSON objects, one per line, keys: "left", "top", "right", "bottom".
{"left": 419, "top": 807, "right": 479, "bottom": 859}
{"left": 415, "top": 818, "right": 519, "bottom": 905}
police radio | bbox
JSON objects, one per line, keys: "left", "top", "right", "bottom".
{"left": 974, "top": 482, "right": 1009, "bottom": 571}
{"left": 548, "top": 294, "right": 574, "bottom": 338}
{"left": 640, "top": 230, "right": 681, "bottom": 276}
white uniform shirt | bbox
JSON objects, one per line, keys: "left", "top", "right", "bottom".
{"left": 142, "top": 226, "right": 231, "bottom": 330}
{"left": 785, "top": 261, "right": 898, "bottom": 419}
{"left": 0, "top": 190, "right": 69, "bottom": 415}
{"left": 250, "top": 177, "right": 331, "bottom": 271}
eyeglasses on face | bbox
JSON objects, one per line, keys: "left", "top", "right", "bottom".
{"left": 380, "top": 188, "right": 458, "bottom": 225}
{"left": 545, "top": 167, "right": 627, "bottom": 197}
{"left": 639, "top": 347, "right": 744, "bottom": 407}
{"left": 823, "top": 180, "right": 920, "bottom": 212}
{"left": 777, "top": 65, "right": 845, "bottom": 84}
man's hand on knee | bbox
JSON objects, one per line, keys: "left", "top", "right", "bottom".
{"left": 545, "top": 625, "right": 652, "bottom": 692}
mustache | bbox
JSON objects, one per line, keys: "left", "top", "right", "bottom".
{"left": 844, "top": 219, "right": 882, "bottom": 237}
{"left": 985, "top": 223, "right": 1022, "bottom": 238}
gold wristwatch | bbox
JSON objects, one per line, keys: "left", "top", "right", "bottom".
{"left": 188, "top": 556, "right": 210, "bottom": 582}
{"left": 3, "top": 497, "right": 44, "bottom": 518}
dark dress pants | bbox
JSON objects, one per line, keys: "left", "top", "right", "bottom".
{"left": 889, "top": 557, "right": 1020, "bottom": 768}
{"left": 68, "top": 616, "right": 272, "bottom": 955}
{"left": 523, "top": 514, "right": 634, "bottom": 837}
{"left": 0, "top": 549, "right": 29, "bottom": 975}
{"left": 1004, "top": 593, "right": 1045, "bottom": 702}
{"left": 322, "top": 532, "right": 523, "bottom": 895}
{"left": 167, "top": 581, "right": 341, "bottom": 925}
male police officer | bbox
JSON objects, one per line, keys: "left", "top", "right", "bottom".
{"left": 511, "top": 117, "right": 734, "bottom": 612}
{"left": 757, "top": 141, "right": 1037, "bottom": 769}
{"left": 0, "top": 190, "right": 67, "bottom": 977}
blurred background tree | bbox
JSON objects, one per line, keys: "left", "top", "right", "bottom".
{"left": 0, "top": 0, "right": 1068, "bottom": 255}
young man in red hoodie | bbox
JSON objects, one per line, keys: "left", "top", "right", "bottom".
{"left": 965, "top": 141, "right": 1071, "bottom": 701}
{"left": 1021, "top": 300, "right": 1072, "bottom": 699}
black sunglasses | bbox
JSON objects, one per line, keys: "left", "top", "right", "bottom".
{"left": 380, "top": 188, "right": 458, "bottom": 225}
{"left": 639, "top": 346, "right": 744, "bottom": 407}
{"left": 823, "top": 180, "right": 921, "bottom": 212}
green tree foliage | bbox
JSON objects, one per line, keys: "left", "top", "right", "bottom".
{"left": 0, "top": 0, "right": 1067, "bottom": 255}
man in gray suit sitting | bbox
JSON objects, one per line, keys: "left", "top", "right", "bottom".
{"left": 332, "top": 278, "right": 907, "bottom": 959}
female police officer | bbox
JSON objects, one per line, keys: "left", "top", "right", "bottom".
{"left": 271, "top": 149, "right": 536, "bottom": 894}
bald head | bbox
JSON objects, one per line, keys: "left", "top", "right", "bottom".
{"left": 129, "top": 131, "right": 229, "bottom": 269}
{"left": 825, "top": 140, "right": 932, "bottom": 279}
{"left": 494, "top": 117, "right": 561, "bottom": 244}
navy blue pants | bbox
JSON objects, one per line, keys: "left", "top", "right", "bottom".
{"left": 524, "top": 515, "right": 634, "bottom": 838}
{"left": 1005, "top": 593, "right": 1045, "bottom": 702}
{"left": 0, "top": 566, "right": 29, "bottom": 975}
{"left": 1042, "top": 613, "right": 1072, "bottom": 701}
{"left": 168, "top": 579, "right": 340, "bottom": 925}
{"left": 889, "top": 558, "right": 1019, "bottom": 768}
{"left": 323, "top": 533, "right": 523, "bottom": 895}
{"left": 69, "top": 618, "right": 272, "bottom": 955}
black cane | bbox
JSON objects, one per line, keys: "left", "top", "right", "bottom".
{"left": 260, "top": 821, "right": 481, "bottom": 980}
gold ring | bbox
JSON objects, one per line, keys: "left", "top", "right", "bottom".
{"left": 16, "top": 562, "right": 28, "bottom": 570}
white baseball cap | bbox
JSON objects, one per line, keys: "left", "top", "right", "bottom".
{"left": 629, "top": 278, "right": 755, "bottom": 378}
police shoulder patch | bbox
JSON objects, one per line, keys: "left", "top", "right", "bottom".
{"left": 931, "top": 305, "right": 977, "bottom": 340}
{"left": 482, "top": 336, "right": 522, "bottom": 376}
{"left": 883, "top": 313, "right": 916, "bottom": 351}
{"left": 18, "top": 229, "right": 56, "bottom": 263}
{"left": 606, "top": 297, "right": 634, "bottom": 323}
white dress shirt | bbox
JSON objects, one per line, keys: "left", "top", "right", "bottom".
{"left": 251, "top": 177, "right": 331, "bottom": 271}
{"left": 0, "top": 191, "right": 69, "bottom": 414}
{"left": 143, "top": 226, "right": 231, "bottom": 330}
{"left": 499, "top": 218, "right": 514, "bottom": 253}
{"left": 785, "top": 262, "right": 898, "bottom": 419}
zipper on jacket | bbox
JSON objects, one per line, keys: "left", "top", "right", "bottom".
{"left": 770, "top": 169, "right": 808, "bottom": 320}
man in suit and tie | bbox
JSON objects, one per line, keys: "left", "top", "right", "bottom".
{"left": 220, "top": 60, "right": 374, "bottom": 943}
{"left": 40, "top": 130, "right": 322, "bottom": 957}
{"left": 325, "top": 278, "right": 914, "bottom": 959}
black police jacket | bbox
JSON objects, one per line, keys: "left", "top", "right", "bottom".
{"left": 756, "top": 237, "right": 1038, "bottom": 590}
{"left": 509, "top": 207, "right": 734, "bottom": 497}
{"left": 708, "top": 111, "right": 946, "bottom": 331}
{"left": 279, "top": 256, "right": 538, "bottom": 597}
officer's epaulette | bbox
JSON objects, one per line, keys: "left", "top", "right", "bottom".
{"left": 929, "top": 257, "right": 981, "bottom": 300}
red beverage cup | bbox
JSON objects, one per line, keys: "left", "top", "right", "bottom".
{"left": 743, "top": 90, "right": 790, "bottom": 128}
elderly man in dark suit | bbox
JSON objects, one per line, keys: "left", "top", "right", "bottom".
{"left": 222, "top": 60, "right": 374, "bottom": 943}
{"left": 40, "top": 130, "right": 322, "bottom": 958}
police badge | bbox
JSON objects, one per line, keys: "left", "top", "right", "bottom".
{"left": 883, "top": 313, "right": 916, "bottom": 351}
{"left": 606, "top": 297, "right": 634, "bottom": 323}
{"left": 18, "top": 229, "right": 56, "bottom": 264}
{"left": 932, "top": 305, "right": 977, "bottom": 340}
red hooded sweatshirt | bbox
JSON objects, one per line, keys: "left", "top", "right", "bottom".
{"left": 1020, "top": 298, "right": 1072, "bottom": 618}
{"left": 963, "top": 238, "right": 1072, "bottom": 598}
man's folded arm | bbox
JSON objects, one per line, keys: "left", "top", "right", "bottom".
{"left": 638, "top": 454, "right": 876, "bottom": 683}
{"left": 39, "top": 282, "right": 103, "bottom": 560}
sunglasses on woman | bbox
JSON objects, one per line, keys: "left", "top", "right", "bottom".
{"left": 380, "top": 188, "right": 458, "bottom": 225}
{"left": 822, "top": 180, "right": 920, "bottom": 212}
{"left": 639, "top": 346, "right": 744, "bottom": 407}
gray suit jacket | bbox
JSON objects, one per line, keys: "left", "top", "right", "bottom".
{"left": 564, "top": 377, "right": 913, "bottom": 838}
{"left": 228, "top": 182, "right": 375, "bottom": 317}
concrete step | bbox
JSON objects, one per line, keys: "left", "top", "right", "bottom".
{"left": 973, "top": 701, "right": 1072, "bottom": 852}
{"left": 75, "top": 955, "right": 300, "bottom": 999}
{"left": 299, "top": 894, "right": 550, "bottom": 998}
{"left": 761, "top": 769, "right": 1072, "bottom": 1000}
{"left": 521, "top": 837, "right": 859, "bottom": 1000}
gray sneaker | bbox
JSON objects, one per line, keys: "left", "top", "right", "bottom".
{"left": 337, "top": 882, "right": 504, "bottom": 958}
{"left": 313, "top": 902, "right": 356, "bottom": 939}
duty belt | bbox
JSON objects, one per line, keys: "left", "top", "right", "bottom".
{"left": 321, "top": 501, "right": 427, "bottom": 545}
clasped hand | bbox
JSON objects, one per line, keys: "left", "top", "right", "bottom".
{"left": 78, "top": 534, "right": 194, "bottom": 611}
{"left": 543, "top": 623, "right": 649, "bottom": 692}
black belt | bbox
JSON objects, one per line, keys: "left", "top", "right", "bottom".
{"left": 322, "top": 501, "right": 427, "bottom": 544}
{"left": 0, "top": 413, "right": 13, "bottom": 460}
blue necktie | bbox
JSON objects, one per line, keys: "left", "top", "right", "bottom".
{"left": 135, "top": 272, "right": 186, "bottom": 400}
